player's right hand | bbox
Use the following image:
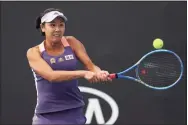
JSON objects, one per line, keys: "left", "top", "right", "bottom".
{"left": 84, "top": 71, "right": 95, "bottom": 82}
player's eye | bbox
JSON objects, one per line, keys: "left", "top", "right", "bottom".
{"left": 50, "top": 24, "right": 56, "bottom": 27}
{"left": 60, "top": 23, "right": 64, "bottom": 27}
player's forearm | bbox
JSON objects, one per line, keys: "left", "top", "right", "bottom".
{"left": 49, "top": 70, "right": 87, "bottom": 82}
{"left": 92, "top": 65, "right": 101, "bottom": 72}
{"left": 86, "top": 64, "right": 101, "bottom": 73}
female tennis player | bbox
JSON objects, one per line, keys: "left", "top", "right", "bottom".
{"left": 26, "top": 8, "right": 111, "bottom": 125}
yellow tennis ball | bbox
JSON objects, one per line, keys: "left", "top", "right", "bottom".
{"left": 153, "top": 38, "right": 164, "bottom": 49}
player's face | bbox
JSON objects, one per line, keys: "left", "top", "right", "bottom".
{"left": 41, "top": 17, "right": 65, "bottom": 43}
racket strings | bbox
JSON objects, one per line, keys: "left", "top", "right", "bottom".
{"left": 138, "top": 52, "right": 181, "bottom": 87}
{"left": 147, "top": 59, "right": 180, "bottom": 69}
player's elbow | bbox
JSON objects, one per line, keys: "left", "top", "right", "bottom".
{"left": 43, "top": 71, "right": 57, "bottom": 82}
{"left": 47, "top": 72, "right": 63, "bottom": 82}
{"left": 48, "top": 76, "right": 55, "bottom": 82}
{"left": 48, "top": 74, "right": 58, "bottom": 82}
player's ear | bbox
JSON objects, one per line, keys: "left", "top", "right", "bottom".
{"left": 40, "top": 24, "right": 45, "bottom": 32}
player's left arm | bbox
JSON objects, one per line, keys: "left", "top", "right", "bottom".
{"left": 66, "top": 36, "right": 101, "bottom": 72}
{"left": 66, "top": 36, "right": 110, "bottom": 82}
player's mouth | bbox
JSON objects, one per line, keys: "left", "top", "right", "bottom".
{"left": 53, "top": 34, "right": 61, "bottom": 37}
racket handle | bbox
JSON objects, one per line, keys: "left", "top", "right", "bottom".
{"left": 108, "top": 73, "right": 118, "bottom": 79}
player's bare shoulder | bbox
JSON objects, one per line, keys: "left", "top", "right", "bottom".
{"left": 65, "top": 36, "right": 83, "bottom": 47}
{"left": 64, "top": 36, "right": 78, "bottom": 50}
{"left": 65, "top": 36, "right": 77, "bottom": 44}
{"left": 64, "top": 36, "right": 75, "bottom": 40}
{"left": 26, "top": 44, "right": 41, "bottom": 60}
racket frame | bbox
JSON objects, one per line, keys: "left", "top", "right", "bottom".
{"left": 110, "top": 49, "right": 184, "bottom": 90}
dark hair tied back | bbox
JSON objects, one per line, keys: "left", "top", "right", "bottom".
{"left": 36, "top": 16, "right": 41, "bottom": 29}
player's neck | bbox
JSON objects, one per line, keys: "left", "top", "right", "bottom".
{"left": 44, "top": 39, "right": 63, "bottom": 51}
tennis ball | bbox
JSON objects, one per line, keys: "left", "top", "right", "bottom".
{"left": 153, "top": 38, "right": 164, "bottom": 49}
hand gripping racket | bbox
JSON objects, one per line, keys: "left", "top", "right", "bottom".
{"left": 109, "top": 49, "right": 184, "bottom": 90}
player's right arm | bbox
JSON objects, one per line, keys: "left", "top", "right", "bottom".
{"left": 26, "top": 46, "right": 94, "bottom": 82}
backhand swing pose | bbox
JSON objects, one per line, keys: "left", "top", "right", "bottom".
{"left": 26, "top": 8, "right": 111, "bottom": 125}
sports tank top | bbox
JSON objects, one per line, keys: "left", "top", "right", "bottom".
{"left": 32, "top": 37, "right": 85, "bottom": 114}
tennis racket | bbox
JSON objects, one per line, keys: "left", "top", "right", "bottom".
{"left": 109, "top": 49, "right": 184, "bottom": 90}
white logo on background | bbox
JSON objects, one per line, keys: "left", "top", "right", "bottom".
{"left": 79, "top": 86, "right": 119, "bottom": 125}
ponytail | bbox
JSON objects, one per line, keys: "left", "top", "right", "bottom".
{"left": 35, "top": 16, "right": 41, "bottom": 29}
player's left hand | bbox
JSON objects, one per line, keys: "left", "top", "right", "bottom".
{"left": 96, "top": 70, "right": 112, "bottom": 83}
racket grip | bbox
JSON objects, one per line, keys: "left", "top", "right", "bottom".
{"left": 108, "top": 73, "right": 118, "bottom": 79}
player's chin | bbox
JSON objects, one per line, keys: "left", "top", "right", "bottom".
{"left": 52, "top": 37, "right": 62, "bottom": 42}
